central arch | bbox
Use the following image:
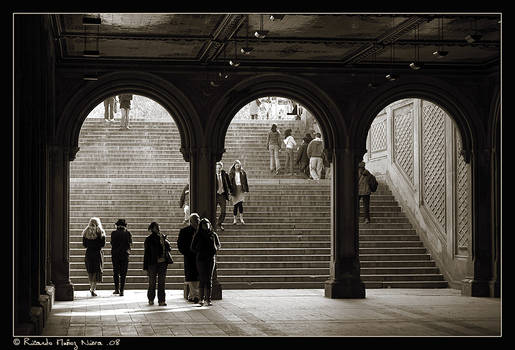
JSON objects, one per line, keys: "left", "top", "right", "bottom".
{"left": 207, "top": 73, "right": 347, "bottom": 160}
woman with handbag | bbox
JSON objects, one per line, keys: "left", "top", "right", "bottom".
{"left": 143, "top": 221, "right": 173, "bottom": 306}
{"left": 190, "top": 218, "right": 221, "bottom": 306}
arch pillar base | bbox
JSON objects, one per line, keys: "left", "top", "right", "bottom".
{"left": 461, "top": 278, "right": 499, "bottom": 297}
{"left": 324, "top": 278, "right": 365, "bottom": 299}
{"left": 54, "top": 281, "right": 74, "bottom": 301}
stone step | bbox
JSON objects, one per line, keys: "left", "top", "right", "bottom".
{"left": 69, "top": 259, "right": 438, "bottom": 271}
{"left": 69, "top": 267, "right": 442, "bottom": 278}
{"left": 69, "top": 207, "right": 333, "bottom": 214}
{"left": 69, "top": 239, "right": 424, "bottom": 250}
{"left": 67, "top": 195, "right": 342, "bottom": 203}
{"left": 70, "top": 280, "right": 448, "bottom": 291}
{"left": 70, "top": 229, "right": 332, "bottom": 236}
{"left": 69, "top": 247, "right": 427, "bottom": 256}
{"left": 359, "top": 254, "right": 432, "bottom": 261}
{"left": 360, "top": 260, "right": 437, "bottom": 268}
{"left": 361, "top": 281, "right": 448, "bottom": 288}
{"left": 68, "top": 218, "right": 411, "bottom": 227}
{"left": 69, "top": 254, "right": 331, "bottom": 263}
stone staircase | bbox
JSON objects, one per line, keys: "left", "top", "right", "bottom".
{"left": 69, "top": 110, "right": 447, "bottom": 290}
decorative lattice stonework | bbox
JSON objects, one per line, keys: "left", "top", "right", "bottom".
{"left": 422, "top": 101, "right": 447, "bottom": 230}
{"left": 456, "top": 130, "right": 470, "bottom": 253}
{"left": 393, "top": 104, "right": 414, "bottom": 184}
{"left": 370, "top": 117, "right": 387, "bottom": 153}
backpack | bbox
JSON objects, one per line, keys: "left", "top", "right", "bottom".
{"left": 368, "top": 173, "right": 378, "bottom": 192}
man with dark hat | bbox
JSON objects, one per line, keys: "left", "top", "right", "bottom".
{"left": 110, "top": 219, "right": 133, "bottom": 296}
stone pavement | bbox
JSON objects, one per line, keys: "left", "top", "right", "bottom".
{"left": 41, "top": 289, "right": 500, "bottom": 338}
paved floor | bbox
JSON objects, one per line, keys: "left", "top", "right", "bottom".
{"left": 41, "top": 288, "right": 501, "bottom": 338}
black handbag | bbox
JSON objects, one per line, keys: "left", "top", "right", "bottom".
{"left": 164, "top": 239, "right": 174, "bottom": 264}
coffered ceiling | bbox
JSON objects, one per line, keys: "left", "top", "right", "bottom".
{"left": 50, "top": 13, "right": 501, "bottom": 69}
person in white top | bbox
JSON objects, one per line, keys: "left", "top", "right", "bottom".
{"left": 283, "top": 128, "right": 297, "bottom": 176}
{"left": 249, "top": 99, "right": 259, "bottom": 120}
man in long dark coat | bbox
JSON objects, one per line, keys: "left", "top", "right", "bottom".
{"left": 177, "top": 213, "right": 201, "bottom": 303}
{"left": 215, "top": 161, "right": 232, "bottom": 231}
{"left": 110, "top": 219, "right": 133, "bottom": 296}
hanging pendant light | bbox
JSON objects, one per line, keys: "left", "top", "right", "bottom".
{"left": 409, "top": 24, "right": 423, "bottom": 70}
{"left": 241, "top": 15, "right": 253, "bottom": 54}
{"left": 385, "top": 16, "right": 399, "bottom": 81}
{"left": 229, "top": 40, "right": 240, "bottom": 67}
{"left": 433, "top": 17, "right": 448, "bottom": 58}
{"left": 465, "top": 18, "right": 482, "bottom": 43}
{"left": 255, "top": 14, "right": 269, "bottom": 39}
{"left": 218, "top": 44, "right": 230, "bottom": 80}
{"left": 386, "top": 43, "right": 399, "bottom": 81}
{"left": 82, "top": 19, "right": 100, "bottom": 81}
{"left": 368, "top": 48, "right": 378, "bottom": 89}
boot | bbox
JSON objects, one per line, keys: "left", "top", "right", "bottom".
{"left": 198, "top": 287, "right": 205, "bottom": 306}
{"left": 113, "top": 275, "right": 120, "bottom": 294}
{"left": 119, "top": 275, "right": 126, "bottom": 296}
{"left": 206, "top": 287, "right": 213, "bottom": 306}
{"left": 239, "top": 214, "right": 245, "bottom": 225}
{"left": 91, "top": 282, "right": 97, "bottom": 297}
{"left": 233, "top": 216, "right": 237, "bottom": 225}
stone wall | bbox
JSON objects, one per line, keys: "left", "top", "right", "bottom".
{"left": 365, "top": 98, "right": 472, "bottom": 288}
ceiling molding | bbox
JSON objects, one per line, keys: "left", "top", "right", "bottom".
{"left": 341, "top": 16, "right": 432, "bottom": 65}
{"left": 198, "top": 14, "right": 247, "bottom": 64}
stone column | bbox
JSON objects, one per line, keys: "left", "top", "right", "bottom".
{"left": 188, "top": 147, "right": 222, "bottom": 300}
{"left": 461, "top": 148, "right": 493, "bottom": 297}
{"left": 325, "top": 147, "right": 366, "bottom": 298}
{"left": 48, "top": 146, "right": 76, "bottom": 301}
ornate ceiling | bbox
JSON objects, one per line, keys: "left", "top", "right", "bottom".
{"left": 50, "top": 13, "right": 500, "bottom": 69}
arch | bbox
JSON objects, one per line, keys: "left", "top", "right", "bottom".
{"left": 55, "top": 71, "right": 201, "bottom": 161}
{"left": 352, "top": 78, "right": 484, "bottom": 164}
{"left": 488, "top": 84, "right": 501, "bottom": 148}
{"left": 206, "top": 73, "right": 347, "bottom": 161}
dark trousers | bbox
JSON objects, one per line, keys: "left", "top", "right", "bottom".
{"left": 197, "top": 256, "right": 216, "bottom": 301}
{"left": 216, "top": 193, "right": 227, "bottom": 226}
{"left": 233, "top": 201, "right": 243, "bottom": 215}
{"left": 112, "top": 254, "right": 129, "bottom": 291}
{"left": 147, "top": 262, "right": 167, "bottom": 303}
{"left": 359, "top": 195, "right": 371, "bottom": 220}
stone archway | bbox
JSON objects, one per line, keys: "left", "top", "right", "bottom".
{"left": 50, "top": 71, "right": 201, "bottom": 300}
{"left": 203, "top": 74, "right": 367, "bottom": 298}
{"left": 207, "top": 73, "right": 346, "bottom": 158}
{"left": 350, "top": 77, "right": 496, "bottom": 297}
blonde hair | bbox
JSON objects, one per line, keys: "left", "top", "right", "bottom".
{"left": 82, "top": 217, "right": 106, "bottom": 240}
